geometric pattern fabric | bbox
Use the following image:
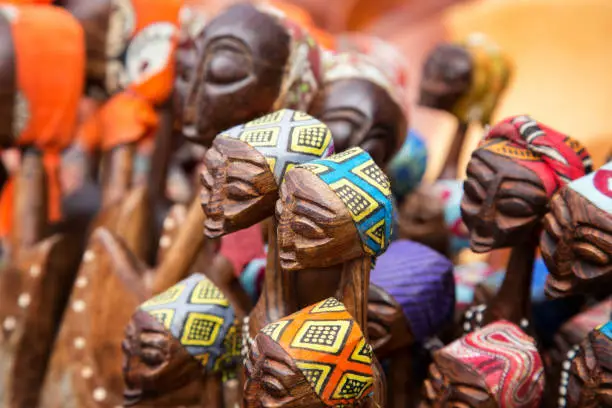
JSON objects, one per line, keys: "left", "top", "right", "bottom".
{"left": 259, "top": 297, "right": 374, "bottom": 406}
{"left": 219, "top": 109, "right": 334, "bottom": 184}
{"left": 296, "top": 147, "right": 393, "bottom": 256}
{"left": 139, "top": 273, "right": 241, "bottom": 373}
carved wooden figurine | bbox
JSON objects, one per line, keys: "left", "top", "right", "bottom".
{"left": 122, "top": 274, "right": 242, "bottom": 407}
{"left": 559, "top": 320, "right": 612, "bottom": 407}
{"left": 184, "top": 3, "right": 323, "bottom": 147}
{"left": 311, "top": 51, "right": 408, "bottom": 167}
{"left": 266, "top": 147, "right": 396, "bottom": 405}
{"left": 541, "top": 161, "right": 612, "bottom": 298}
{"left": 460, "top": 115, "right": 592, "bottom": 334}
{"left": 0, "top": 6, "right": 86, "bottom": 407}
{"left": 421, "top": 320, "right": 545, "bottom": 407}
{"left": 245, "top": 298, "right": 376, "bottom": 407}
{"left": 368, "top": 239, "right": 455, "bottom": 407}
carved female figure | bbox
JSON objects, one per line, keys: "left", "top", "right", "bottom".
{"left": 460, "top": 115, "right": 592, "bottom": 333}
{"left": 184, "top": 3, "right": 323, "bottom": 147}
{"left": 368, "top": 239, "right": 455, "bottom": 407}
{"left": 122, "top": 273, "right": 242, "bottom": 407}
{"left": 541, "top": 161, "right": 612, "bottom": 298}
{"left": 245, "top": 298, "right": 375, "bottom": 407}
{"left": 311, "top": 51, "right": 408, "bottom": 167}
{"left": 421, "top": 320, "right": 545, "bottom": 407}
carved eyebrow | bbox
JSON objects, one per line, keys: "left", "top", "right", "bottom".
{"left": 575, "top": 225, "right": 612, "bottom": 250}
{"left": 262, "top": 356, "right": 295, "bottom": 379}
{"left": 227, "top": 159, "right": 268, "bottom": 180}
{"left": 498, "top": 179, "right": 548, "bottom": 205}
{"left": 292, "top": 192, "right": 336, "bottom": 222}
{"left": 466, "top": 156, "right": 494, "bottom": 186}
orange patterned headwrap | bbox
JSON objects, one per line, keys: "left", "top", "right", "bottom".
{"left": 77, "top": 0, "right": 181, "bottom": 152}
{"left": 258, "top": 298, "right": 374, "bottom": 406}
{"left": 0, "top": 4, "right": 84, "bottom": 236}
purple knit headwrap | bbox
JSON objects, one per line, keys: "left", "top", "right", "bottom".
{"left": 370, "top": 239, "right": 455, "bottom": 342}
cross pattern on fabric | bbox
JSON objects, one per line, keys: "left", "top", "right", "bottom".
{"left": 259, "top": 298, "right": 374, "bottom": 406}
{"left": 139, "top": 273, "right": 240, "bottom": 372}
{"left": 568, "top": 161, "right": 612, "bottom": 214}
{"left": 296, "top": 147, "right": 393, "bottom": 256}
{"left": 438, "top": 320, "right": 545, "bottom": 408}
{"left": 220, "top": 109, "right": 334, "bottom": 184}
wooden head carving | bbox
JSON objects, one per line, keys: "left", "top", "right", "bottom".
{"left": 312, "top": 51, "right": 408, "bottom": 167}
{"left": 541, "top": 161, "right": 612, "bottom": 298}
{"left": 423, "top": 320, "right": 545, "bottom": 407}
{"left": 60, "top": 0, "right": 181, "bottom": 101}
{"left": 461, "top": 115, "right": 592, "bottom": 253}
{"left": 245, "top": 298, "right": 374, "bottom": 407}
{"left": 123, "top": 274, "right": 241, "bottom": 406}
{"left": 560, "top": 321, "right": 612, "bottom": 408}
{"left": 368, "top": 240, "right": 455, "bottom": 357}
{"left": 278, "top": 147, "right": 394, "bottom": 270}
{"left": 420, "top": 33, "right": 512, "bottom": 125}
{"left": 200, "top": 109, "right": 334, "bottom": 238}
{"left": 0, "top": 7, "right": 15, "bottom": 148}
{"left": 184, "top": 3, "right": 323, "bottom": 146}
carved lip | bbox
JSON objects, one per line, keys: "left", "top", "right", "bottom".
{"left": 279, "top": 251, "right": 299, "bottom": 271}
{"left": 123, "top": 388, "right": 143, "bottom": 406}
{"left": 470, "top": 237, "right": 494, "bottom": 253}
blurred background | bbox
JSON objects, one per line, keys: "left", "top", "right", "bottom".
{"left": 199, "top": 0, "right": 612, "bottom": 179}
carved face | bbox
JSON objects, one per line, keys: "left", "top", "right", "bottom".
{"left": 311, "top": 78, "right": 406, "bottom": 167}
{"left": 541, "top": 187, "right": 612, "bottom": 298}
{"left": 423, "top": 354, "right": 496, "bottom": 407}
{"left": 461, "top": 149, "right": 548, "bottom": 253}
{"left": 419, "top": 44, "right": 473, "bottom": 112}
{"left": 565, "top": 325, "right": 612, "bottom": 407}
{"left": 367, "top": 283, "right": 413, "bottom": 358}
{"left": 244, "top": 333, "right": 323, "bottom": 408}
{"left": 396, "top": 184, "right": 449, "bottom": 256}
{"left": 122, "top": 311, "right": 202, "bottom": 406}
{"left": 173, "top": 28, "right": 200, "bottom": 137}
{"left": 184, "top": 4, "right": 290, "bottom": 146}
{"left": 200, "top": 137, "right": 278, "bottom": 238}
{"left": 276, "top": 168, "right": 363, "bottom": 271}
{"left": 0, "top": 12, "right": 15, "bottom": 146}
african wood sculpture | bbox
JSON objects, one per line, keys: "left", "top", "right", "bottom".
{"left": 421, "top": 320, "right": 545, "bottom": 407}
{"left": 0, "top": 6, "right": 86, "bottom": 407}
{"left": 460, "top": 115, "right": 592, "bottom": 335}
{"left": 184, "top": 3, "right": 323, "bottom": 147}
{"left": 368, "top": 239, "right": 455, "bottom": 408}
{"left": 122, "top": 273, "right": 242, "bottom": 407}
{"left": 541, "top": 161, "right": 612, "bottom": 299}
{"left": 245, "top": 298, "right": 376, "bottom": 407}
{"left": 413, "top": 33, "right": 512, "bottom": 259}
{"left": 311, "top": 51, "right": 408, "bottom": 167}
{"left": 559, "top": 320, "right": 612, "bottom": 407}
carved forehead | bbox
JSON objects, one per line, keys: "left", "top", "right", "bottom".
{"left": 295, "top": 147, "right": 393, "bottom": 257}
{"left": 259, "top": 298, "right": 374, "bottom": 406}
{"left": 566, "top": 161, "right": 612, "bottom": 214}
{"left": 471, "top": 144, "right": 544, "bottom": 183}
{"left": 220, "top": 109, "right": 334, "bottom": 184}
{"left": 425, "top": 43, "right": 472, "bottom": 72}
{"left": 139, "top": 274, "right": 240, "bottom": 373}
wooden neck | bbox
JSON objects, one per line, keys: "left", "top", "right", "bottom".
{"left": 100, "top": 144, "right": 135, "bottom": 208}
{"left": 336, "top": 256, "right": 371, "bottom": 330}
{"left": 488, "top": 235, "right": 538, "bottom": 328}
{"left": 438, "top": 121, "right": 469, "bottom": 180}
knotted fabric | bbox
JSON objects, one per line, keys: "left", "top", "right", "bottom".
{"left": 480, "top": 115, "right": 593, "bottom": 197}
{"left": 0, "top": 4, "right": 84, "bottom": 236}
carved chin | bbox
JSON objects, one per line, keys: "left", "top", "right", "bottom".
{"left": 123, "top": 385, "right": 144, "bottom": 406}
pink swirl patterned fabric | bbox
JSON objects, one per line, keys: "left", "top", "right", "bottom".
{"left": 436, "top": 320, "right": 545, "bottom": 407}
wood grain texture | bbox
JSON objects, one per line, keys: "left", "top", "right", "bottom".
{"left": 0, "top": 13, "right": 15, "bottom": 147}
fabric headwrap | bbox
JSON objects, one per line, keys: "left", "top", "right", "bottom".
{"left": 598, "top": 320, "right": 612, "bottom": 340}
{"left": 0, "top": 4, "right": 84, "bottom": 236}
{"left": 370, "top": 240, "right": 455, "bottom": 342}
{"left": 567, "top": 160, "right": 612, "bottom": 214}
{"left": 297, "top": 147, "right": 393, "bottom": 257}
{"left": 220, "top": 109, "right": 335, "bottom": 184}
{"left": 253, "top": 4, "right": 323, "bottom": 112}
{"left": 77, "top": 0, "right": 181, "bottom": 153}
{"left": 219, "top": 223, "right": 266, "bottom": 278}
{"left": 258, "top": 298, "right": 374, "bottom": 406}
{"left": 387, "top": 129, "right": 428, "bottom": 198}
{"left": 139, "top": 273, "right": 241, "bottom": 372}
{"left": 436, "top": 320, "right": 545, "bottom": 408}
{"left": 452, "top": 33, "right": 513, "bottom": 125}
{"left": 480, "top": 115, "right": 593, "bottom": 197}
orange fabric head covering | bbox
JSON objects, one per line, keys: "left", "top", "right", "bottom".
{"left": 0, "top": 4, "right": 85, "bottom": 236}
{"left": 77, "top": 0, "right": 181, "bottom": 152}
